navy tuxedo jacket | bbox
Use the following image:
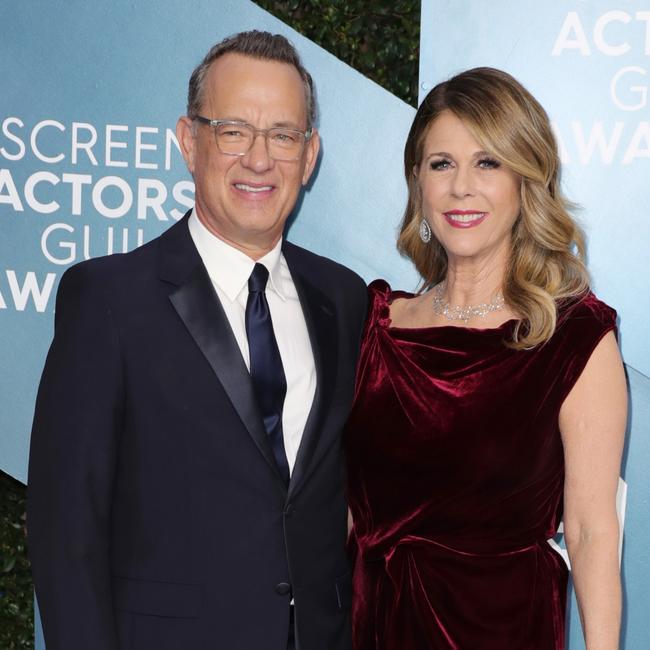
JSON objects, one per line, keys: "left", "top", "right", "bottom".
{"left": 27, "top": 212, "right": 367, "bottom": 650}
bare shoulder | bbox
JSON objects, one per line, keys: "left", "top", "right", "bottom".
{"left": 559, "top": 332, "right": 627, "bottom": 461}
{"left": 560, "top": 331, "right": 626, "bottom": 421}
{"left": 389, "top": 291, "right": 430, "bottom": 328}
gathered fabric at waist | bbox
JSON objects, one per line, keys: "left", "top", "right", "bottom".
{"left": 357, "top": 531, "right": 554, "bottom": 563}
{"left": 351, "top": 532, "right": 568, "bottom": 650}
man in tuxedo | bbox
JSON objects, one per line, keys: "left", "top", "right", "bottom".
{"left": 28, "top": 31, "right": 366, "bottom": 650}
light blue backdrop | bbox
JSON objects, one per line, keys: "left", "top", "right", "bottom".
{"left": 0, "top": 0, "right": 416, "bottom": 484}
{"left": 2, "top": 0, "right": 647, "bottom": 647}
{"left": 420, "top": 1, "right": 650, "bottom": 647}
{"left": 1, "top": 2, "right": 415, "bottom": 648}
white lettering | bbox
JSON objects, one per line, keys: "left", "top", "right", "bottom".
{"left": 572, "top": 121, "right": 624, "bottom": 164}
{"left": 41, "top": 223, "right": 76, "bottom": 265}
{"left": 637, "top": 11, "right": 650, "bottom": 55}
{"left": 92, "top": 175, "right": 133, "bottom": 218}
{"left": 594, "top": 11, "right": 632, "bottom": 56}
{"left": 552, "top": 12, "right": 591, "bottom": 56}
{"left": 165, "top": 128, "right": 182, "bottom": 171}
{"left": 6, "top": 269, "right": 57, "bottom": 312}
{"left": 120, "top": 226, "right": 144, "bottom": 253}
{"left": 82, "top": 224, "right": 91, "bottom": 260}
{"left": 105, "top": 124, "right": 129, "bottom": 168}
{"left": 107, "top": 226, "right": 115, "bottom": 255}
{"left": 31, "top": 120, "right": 65, "bottom": 164}
{"left": 170, "top": 180, "right": 194, "bottom": 221}
{"left": 622, "top": 121, "right": 650, "bottom": 164}
{"left": 0, "top": 117, "right": 26, "bottom": 161}
{"left": 135, "top": 127, "right": 158, "bottom": 169}
{"left": 24, "top": 171, "right": 60, "bottom": 214}
{"left": 61, "top": 173, "right": 92, "bottom": 215}
{"left": 0, "top": 168, "right": 24, "bottom": 211}
{"left": 611, "top": 66, "right": 647, "bottom": 111}
{"left": 137, "top": 178, "right": 168, "bottom": 220}
{"left": 82, "top": 224, "right": 146, "bottom": 259}
{"left": 71, "top": 122, "right": 99, "bottom": 165}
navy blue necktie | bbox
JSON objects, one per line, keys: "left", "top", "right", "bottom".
{"left": 245, "top": 263, "right": 290, "bottom": 484}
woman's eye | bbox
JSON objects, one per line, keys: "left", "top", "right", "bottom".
{"left": 429, "top": 159, "right": 451, "bottom": 170}
{"left": 478, "top": 157, "right": 501, "bottom": 169}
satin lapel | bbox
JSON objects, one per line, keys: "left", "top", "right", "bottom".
{"left": 287, "top": 261, "right": 338, "bottom": 500}
{"left": 161, "top": 219, "right": 286, "bottom": 489}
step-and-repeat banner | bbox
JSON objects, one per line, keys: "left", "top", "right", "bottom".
{"left": 420, "top": 1, "right": 650, "bottom": 647}
{"left": 2, "top": 3, "right": 415, "bottom": 646}
{"left": 2, "top": 0, "right": 648, "bottom": 646}
{"left": 0, "top": 0, "right": 416, "bottom": 484}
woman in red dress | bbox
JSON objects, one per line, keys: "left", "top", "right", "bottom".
{"left": 345, "top": 68, "right": 626, "bottom": 649}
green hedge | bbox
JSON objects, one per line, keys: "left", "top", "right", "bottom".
{"left": 0, "top": 3, "right": 419, "bottom": 645}
{"left": 0, "top": 471, "right": 33, "bottom": 648}
{"left": 257, "top": 0, "right": 420, "bottom": 106}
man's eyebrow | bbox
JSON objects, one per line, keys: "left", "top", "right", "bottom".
{"left": 212, "top": 117, "right": 304, "bottom": 130}
{"left": 213, "top": 115, "right": 247, "bottom": 123}
{"left": 271, "top": 120, "right": 304, "bottom": 129}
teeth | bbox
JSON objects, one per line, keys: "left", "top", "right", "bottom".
{"left": 447, "top": 212, "right": 484, "bottom": 222}
{"left": 235, "top": 183, "right": 272, "bottom": 193}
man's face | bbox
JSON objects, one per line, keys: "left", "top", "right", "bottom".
{"left": 177, "top": 53, "right": 319, "bottom": 258}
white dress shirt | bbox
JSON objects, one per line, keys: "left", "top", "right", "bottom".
{"left": 188, "top": 209, "right": 316, "bottom": 475}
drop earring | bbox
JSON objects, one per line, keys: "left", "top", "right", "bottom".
{"left": 419, "top": 219, "right": 432, "bottom": 243}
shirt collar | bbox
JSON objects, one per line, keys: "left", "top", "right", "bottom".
{"left": 188, "top": 209, "right": 286, "bottom": 302}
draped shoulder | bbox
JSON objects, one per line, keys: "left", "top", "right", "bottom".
{"left": 365, "top": 279, "right": 416, "bottom": 330}
{"left": 365, "top": 279, "right": 392, "bottom": 329}
{"left": 367, "top": 278, "right": 392, "bottom": 297}
{"left": 366, "top": 278, "right": 413, "bottom": 328}
{"left": 558, "top": 290, "right": 617, "bottom": 331}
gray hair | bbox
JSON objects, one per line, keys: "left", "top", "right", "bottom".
{"left": 187, "top": 30, "right": 317, "bottom": 128}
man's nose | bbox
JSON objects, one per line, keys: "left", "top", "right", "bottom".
{"left": 241, "top": 133, "right": 273, "bottom": 173}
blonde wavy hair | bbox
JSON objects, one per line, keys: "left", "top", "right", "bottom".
{"left": 397, "top": 67, "right": 589, "bottom": 349}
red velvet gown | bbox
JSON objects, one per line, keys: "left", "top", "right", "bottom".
{"left": 344, "top": 280, "right": 616, "bottom": 650}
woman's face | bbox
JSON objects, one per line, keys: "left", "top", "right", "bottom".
{"left": 417, "top": 110, "right": 521, "bottom": 265}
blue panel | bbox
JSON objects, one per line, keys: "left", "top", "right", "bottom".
{"left": 420, "top": 0, "right": 650, "bottom": 379}
{"left": 421, "top": 3, "right": 650, "bottom": 647}
{"left": 34, "top": 595, "right": 44, "bottom": 650}
{"left": 0, "top": 0, "right": 416, "bottom": 482}
{"left": 4, "top": 4, "right": 418, "bottom": 647}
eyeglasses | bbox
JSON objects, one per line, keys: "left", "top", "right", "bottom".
{"left": 194, "top": 116, "right": 312, "bottom": 161}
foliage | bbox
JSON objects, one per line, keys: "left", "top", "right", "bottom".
{"left": 0, "top": 471, "right": 33, "bottom": 648}
{"left": 0, "top": 3, "right": 421, "bottom": 646}
{"left": 255, "top": 0, "right": 420, "bottom": 106}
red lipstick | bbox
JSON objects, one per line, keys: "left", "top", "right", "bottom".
{"left": 443, "top": 210, "right": 487, "bottom": 229}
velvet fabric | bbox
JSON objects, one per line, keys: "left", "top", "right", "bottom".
{"left": 345, "top": 280, "right": 616, "bottom": 650}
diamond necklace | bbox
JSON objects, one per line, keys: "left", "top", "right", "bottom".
{"left": 432, "top": 282, "right": 505, "bottom": 324}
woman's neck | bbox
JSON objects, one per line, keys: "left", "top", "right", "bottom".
{"left": 443, "top": 249, "right": 507, "bottom": 307}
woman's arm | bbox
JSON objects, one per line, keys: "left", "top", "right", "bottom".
{"left": 559, "top": 331, "right": 627, "bottom": 650}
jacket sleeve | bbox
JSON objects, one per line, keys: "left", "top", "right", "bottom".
{"left": 27, "top": 262, "right": 124, "bottom": 650}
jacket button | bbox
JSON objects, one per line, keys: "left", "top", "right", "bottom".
{"left": 275, "top": 582, "right": 292, "bottom": 596}
{"left": 284, "top": 504, "right": 294, "bottom": 517}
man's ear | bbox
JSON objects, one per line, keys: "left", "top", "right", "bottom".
{"left": 301, "top": 128, "right": 320, "bottom": 186}
{"left": 176, "top": 116, "right": 196, "bottom": 175}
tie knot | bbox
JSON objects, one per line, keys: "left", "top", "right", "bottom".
{"left": 248, "top": 263, "right": 269, "bottom": 293}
